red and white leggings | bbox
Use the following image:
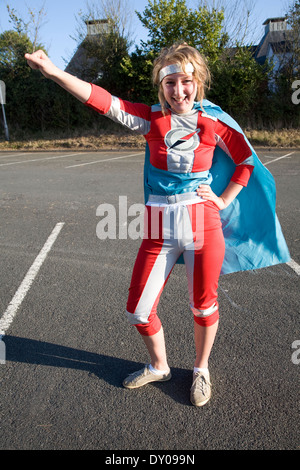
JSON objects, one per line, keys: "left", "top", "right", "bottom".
{"left": 126, "top": 200, "right": 225, "bottom": 336}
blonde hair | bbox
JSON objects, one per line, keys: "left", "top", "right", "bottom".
{"left": 152, "top": 42, "right": 211, "bottom": 114}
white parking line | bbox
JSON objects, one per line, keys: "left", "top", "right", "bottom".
{"left": 263, "top": 151, "right": 295, "bottom": 166}
{"left": 0, "top": 222, "right": 65, "bottom": 338}
{"left": 262, "top": 151, "right": 300, "bottom": 276}
{"left": 0, "top": 153, "right": 88, "bottom": 167}
{"left": 66, "top": 152, "right": 144, "bottom": 168}
{"left": 0, "top": 152, "right": 34, "bottom": 159}
{"left": 286, "top": 260, "right": 300, "bottom": 276}
{"left": 219, "top": 286, "right": 248, "bottom": 313}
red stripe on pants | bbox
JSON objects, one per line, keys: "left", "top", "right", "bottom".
{"left": 126, "top": 201, "right": 225, "bottom": 335}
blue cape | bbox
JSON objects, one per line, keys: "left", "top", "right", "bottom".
{"left": 144, "top": 100, "right": 290, "bottom": 275}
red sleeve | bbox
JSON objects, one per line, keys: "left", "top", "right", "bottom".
{"left": 230, "top": 164, "right": 254, "bottom": 186}
{"left": 84, "top": 84, "right": 151, "bottom": 135}
{"left": 214, "top": 120, "right": 254, "bottom": 187}
{"left": 85, "top": 84, "right": 112, "bottom": 114}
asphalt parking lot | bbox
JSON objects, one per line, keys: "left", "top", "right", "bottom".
{"left": 0, "top": 147, "right": 299, "bottom": 452}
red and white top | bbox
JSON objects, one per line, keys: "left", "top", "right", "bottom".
{"left": 85, "top": 84, "right": 254, "bottom": 196}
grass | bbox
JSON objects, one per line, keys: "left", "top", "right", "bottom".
{"left": 0, "top": 129, "right": 146, "bottom": 151}
{"left": 0, "top": 128, "right": 299, "bottom": 151}
{"left": 245, "top": 128, "right": 300, "bottom": 148}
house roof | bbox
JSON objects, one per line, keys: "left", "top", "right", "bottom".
{"left": 263, "top": 17, "right": 287, "bottom": 25}
{"left": 254, "top": 29, "right": 293, "bottom": 63}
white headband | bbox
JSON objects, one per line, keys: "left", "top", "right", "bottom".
{"left": 159, "top": 63, "right": 194, "bottom": 82}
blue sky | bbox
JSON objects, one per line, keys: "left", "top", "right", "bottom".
{"left": 0, "top": 0, "right": 290, "bottom": 69}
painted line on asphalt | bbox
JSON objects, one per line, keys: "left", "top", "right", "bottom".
{"left": 66, "top": 152, "right": 144, "bottom": 168}
{"left": 0, "top": 153, "right": 88, "bottom": 167}
{"left": 0, "top": 152, "right": 34, "bottom": 159}
{"left": 263, "top": 151, "right": 295, "bottom": 166}
{"left": 286, "top": 259, "right": 300, "bottom": 276}
{"left": 262, "top": 151, "right": 300, "bottom": 276}
{"left": 219, "top": 286, "right": 249, "bottom": 313}
{"left": 0, "top": 222, "right": 65, "bottom": 338}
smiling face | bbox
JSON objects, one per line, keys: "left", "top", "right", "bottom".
{"left": 152, "top": 44, "right": 211, "bottom": 116}
{"left": 161, "top": 71, "right": 198, "bottom": 114}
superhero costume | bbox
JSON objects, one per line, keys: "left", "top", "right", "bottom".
{"left": 86, "top": 85, "right": 290, "bottom": 334}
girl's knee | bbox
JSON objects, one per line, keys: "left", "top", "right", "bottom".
{"left": 192, "top": 302, "right": 219, "bottom": 327}
{"left": 135, "top": 316, "right": 162, "bottom": 336}
{"left": 125, "top": 309, "right": 162, "bottom": 336}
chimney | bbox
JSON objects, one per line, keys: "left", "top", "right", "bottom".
{"left": 85, "top": 19, "right": 110, "bottom": 36}
{"left": 263, "top": 17, "right": 288, "bottom": 34}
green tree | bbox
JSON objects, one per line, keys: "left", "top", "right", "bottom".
{"left": 67, "top": 0, "right": 133, "bottom": 95}
{"left": 269, "top": 1, "right": 300, "bottom": 128}
{"left": 136, "top": 0, "right": 227, "bottom": 62}
{"left": 78, "top": 25, "right": 132, "bottom": 96}
{"left": 0, "top": 30, "right": 33, "bottom": 78}
{"left": 120, "top": 48, "right": 157, "bottom": 104}
{"left": 288, "top": 0, "right": 300, "bottom": 70}
{"left": 0, "top": 28, "right": 94, "bottom": 135}
{"left": 121, "top": 0, "right": 228, "bottom": 104}
{"left": 0, "top": 29, "right": 52, "bottom": 133}
{"left": 208, "top": 46, "right": 272, "bottom": 127}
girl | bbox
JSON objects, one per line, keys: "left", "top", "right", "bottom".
{"left": 25, "top": 42, "right": 287, "bottom": 407}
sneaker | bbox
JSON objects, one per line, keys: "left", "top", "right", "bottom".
{"left": 123, "top": 365, "right": 171, "bottom": 389}
{"left": 190, "top": 371, "right": 211, "bottom": 407}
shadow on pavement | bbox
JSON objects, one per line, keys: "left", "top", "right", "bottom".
{"left": 3, "top": 335, "right": 193, "bottom": 406}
